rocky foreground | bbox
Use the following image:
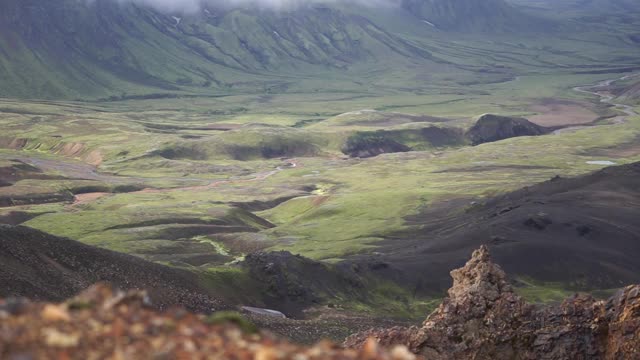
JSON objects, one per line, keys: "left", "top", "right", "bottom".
{"left": 346, "top": 246, "right": 640, "bottom": 359}
{"left": 0, "top": 285, "right": 416, "bottom": 360}
{"left": 1, "top": 246, "right": 639, "bottom": 359}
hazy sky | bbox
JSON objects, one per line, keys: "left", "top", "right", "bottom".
{"left": 114, "top": 0, "right": 398, "bottom": 13}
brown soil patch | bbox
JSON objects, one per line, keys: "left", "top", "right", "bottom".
{"left": 528, "top": 99, "right": 599, "bottom": 126}
{"left": 312, "top": 195, "right": 330, "bottom": 206}
{"left": 52, "top": 142, "right": 86, "bottom": 157}
{"left": 0, "top": 137, "right": 28, "bottom": 150}
{"left": 84, "top": 150, "right": 103, "bottom": 166}
{"left": 72, "top": 192, "right": 110, "bottom": 207}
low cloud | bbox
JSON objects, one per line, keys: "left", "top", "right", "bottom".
{"left": 113, "top": 0, "right": 398, "bottom": 13}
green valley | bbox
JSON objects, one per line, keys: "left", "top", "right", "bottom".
{"left": 1, "top": 0, "right": 640, "bottom": 332}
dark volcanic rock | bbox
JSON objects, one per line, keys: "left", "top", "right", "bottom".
{"left": 467, "top": 114, "right": 550, "bottom": 145}
{"left": 362, "top": 161, "right": 640, "bottom": 295}
{"left": 345, "top": 246, "right": 640, "bottom": 359}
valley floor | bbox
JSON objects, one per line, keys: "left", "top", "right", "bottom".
{"left": 1, "top": 70, "right": 639, "bottom": 320}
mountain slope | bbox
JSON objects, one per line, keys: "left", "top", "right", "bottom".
{"left": 0, "top": 0, "right": 563, "bottom": 100}
{"left": 352, "top": 161, "right": 640, "bottom": 295}
{"left": 616, "top": 81, "right": 640, "bottom": 104}
{"left": 508, "top": 0, "right": 640, "bottom": 11}
{"left": 400, "top": 0, "right": 550, "bottom": 32}
{"left": 0, "top": 224, "right": 225, "bottom": 311}
{"left": 0, "top": 0, "right": 441, "bottom": 99}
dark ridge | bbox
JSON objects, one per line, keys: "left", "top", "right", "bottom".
{"left": 0, "top": 225, "right": 226, "bottom": 312}
{"left": 349, "top": 161, "right": 640, "bottom": 296}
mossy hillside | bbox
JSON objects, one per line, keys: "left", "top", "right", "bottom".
{"left": 22, "top": 191, "right": 277, "bottom": 258}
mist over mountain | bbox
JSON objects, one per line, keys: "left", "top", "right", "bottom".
{"left": 112, "top": 0, "right": 399, "bottom": 13}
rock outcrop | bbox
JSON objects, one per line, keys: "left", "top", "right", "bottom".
{"left": 345, "top": 246, "right": 640, "bottom": 359}
{"left": 466, "top": 114, "right": 550, "bottom": 145}
{"left": 0, "top": 284, "right": 417, "bottom": 360}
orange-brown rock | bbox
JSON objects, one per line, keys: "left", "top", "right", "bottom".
{"left": 345, "top": 246, "right": 640, "bottom": 359}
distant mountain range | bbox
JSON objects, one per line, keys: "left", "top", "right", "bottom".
{"left": 0, "top": 0, "right": 635, "bottom": 99}
{"left": 0, "top": 0, "right": 557, "bottom": 99}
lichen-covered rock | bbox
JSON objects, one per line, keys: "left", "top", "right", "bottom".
{"left": 411, "top": 245, "right": 535, "bottom": 359}
{"left": 345, "top": 246, "right": 640, "bottom": 360}
{"left": 602, "top": 285, "right": 640, "bottom": 358}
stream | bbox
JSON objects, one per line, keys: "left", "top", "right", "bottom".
{"left": 556, "top": 74, "right": 639, "bottom": 134}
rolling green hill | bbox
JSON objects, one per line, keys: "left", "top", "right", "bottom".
{"left": 0, "top": 0, "right": 440, "bottom": 99}
{"left": 0, "top": 0, "right": 567, "bottom": 100}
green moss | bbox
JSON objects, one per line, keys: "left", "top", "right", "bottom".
{"left": 205, "top": 312, "right": 258, "bottom": 334}
{"left": 515, "top": 280, "right": 576, "bottom": 304}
